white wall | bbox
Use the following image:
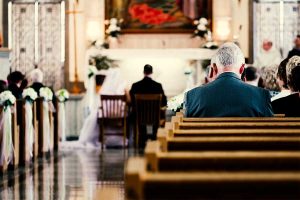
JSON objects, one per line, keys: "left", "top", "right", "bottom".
{"left": 68, "top": 0, "right": 251, "bottom": 84}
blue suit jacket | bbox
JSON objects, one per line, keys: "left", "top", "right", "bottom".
{"left": 185, "top": 72, "right": 274, "bottom": 117}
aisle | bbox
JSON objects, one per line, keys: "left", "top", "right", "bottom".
{"left": 0, "top": 149, "right": 140, "bottom": 200}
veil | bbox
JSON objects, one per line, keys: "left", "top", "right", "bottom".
{"left": 78, "top": 68, "right": 127, "bottom": 147}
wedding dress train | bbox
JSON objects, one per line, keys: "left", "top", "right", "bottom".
{"left": 61, "top": 68, "right": 128, "bottom": 149}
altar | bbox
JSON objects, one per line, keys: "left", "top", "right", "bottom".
{"left": 86, "top": 48, "right": 217, "bottom": 97}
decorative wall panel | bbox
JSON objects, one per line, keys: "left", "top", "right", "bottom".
{"left": 38, "top": 3, "right": 63, "bottom": 90}
{"left": 10, "top": 3, "right": 35, "bottom": 72}
{"left": 10, "top": 1, "right": 64, "bottom": 90}
{"left": 254, "top": 1, "right": 300, "bottom": 59}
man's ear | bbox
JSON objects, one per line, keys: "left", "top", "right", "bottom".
{"left": 239, "top": 64, "right": 245, "bottom": 74}
{"left": 211, "top": 64, "right": 218, "bottom": 77}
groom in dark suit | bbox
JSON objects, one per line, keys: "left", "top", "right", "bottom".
{"left": 185, "top": 42, "right": 274, "bottom": 117}
{"left": 130, "top": 64, "right": 167, "bottom": 106}
{"left": 130, "top": 64, "right": 167, "bottom": 147}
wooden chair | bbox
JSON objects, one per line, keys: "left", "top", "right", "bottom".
{"left": 134, "top": 94, "right": 164, "bottom": 148}
{"left": 98, "top": 95, "right": 128, "bottom": 150}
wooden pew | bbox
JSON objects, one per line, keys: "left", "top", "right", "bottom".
{"left": 35, "top": 97, "right": 54, "bottom": 157}
{"left": 145, "top": 141, "right": 300, "bottom": 172}
{"left": 16, "top": 100, "right": 31, "bottom": 166}
{"left": 174, "top": 122, "right": 300, "bottom": 130}
{"left": 125, "top": 157, "right": 300, "bottom": 200}
{"left": 11, "top": 104, "right": 19, "bottom": 169}
{"left": 53, "top": 99, "right": 59, "bottom": 150}
{"left": 172, "top": 115, "right": 300, "bottom": 123}
{"left": 157, "top": 127, "right": 300, "bottom": 151}
{"left": 32, "top": 101, "right": 39, "bottom": 159}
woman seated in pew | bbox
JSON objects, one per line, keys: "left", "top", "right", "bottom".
{"left": 7, "top": 71, "right": 27, "bottom": 99}
{"left": 272, "top": 56, "right": 300, "bottom": 116}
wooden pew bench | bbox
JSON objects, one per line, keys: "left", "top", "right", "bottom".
{"left": 125, "top": 157, "right": 300, "bottom": 200}
{"left": 172, "top": 116, "right": 300, "bottom": 123}
{"left": 35, "top": 97, "right": 54, "bottom": 157}
{"left": 145, "top": 141, "right": 300, "bottom": 172}
{"left": 160, "top": 136, "right": 300, "bottom": 152}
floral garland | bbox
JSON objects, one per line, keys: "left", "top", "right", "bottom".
{"left": 56, "top": 89, "right": 70, "bottom": 103}
{"left": 22, "top": 88, "right": 38, "bottom": 103}
{"left": 39, "top": 87, "right": 53, "bottom": 101}
{"left": 0, "top": 91, "right": 16, "bottom": 108}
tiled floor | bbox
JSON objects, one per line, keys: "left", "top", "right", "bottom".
{"left": 0, "top": 148, "right": 140, "bottom": 200}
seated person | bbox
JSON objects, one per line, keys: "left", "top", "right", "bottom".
{"left": 130, "top": 64, "right": 167, "bottom": 147}
{"left": 288, "top": 35, "right": 300, "bottom": 58}
{"left": 253, "top": 40, "right": 281, "bottom": 68}
{"left": 7, "top": 71, "right": 26, "bottom": 99}
{"left": 242, "top": 66, "right": 259, "bottom": 86}
{"left": 0, "top": 80, "right": 7, "bottom": 93}
{"left": 28, "top": 68, "right": 44, "bottom": 95}
{"left": 258, "top": 65, "right": 281, "bottom": 98}
{"left": 184, "top": 42, "right": 274, "bottom": 117}
{"left": 271, "top": 58, "right": 291, "bottom": 101}
{"left": 272, "top": 56, "right": 300, "bottom": 116}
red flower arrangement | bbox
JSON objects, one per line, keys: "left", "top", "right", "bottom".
{"left": 129, "top": 4, "right": 176, "bottom": 25}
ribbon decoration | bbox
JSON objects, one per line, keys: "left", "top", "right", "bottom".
{"left": 43, "top": 101, "right": 51, "bottom": 152}
{"left": 0, "top": 106, "right": 14, "bottom": 165}
{"left": 25, "top": 101, "right": 34, "bottom": 158}
{"left": 58, "top": 103, "right": 66, "bottom": 142}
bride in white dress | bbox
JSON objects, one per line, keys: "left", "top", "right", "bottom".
{"left": 62, "top": 67, "right": 127, "bottom": 149}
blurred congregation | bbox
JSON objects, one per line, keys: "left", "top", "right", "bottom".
{"left": 1, "top": 0, "right": 300, "bottom": 199}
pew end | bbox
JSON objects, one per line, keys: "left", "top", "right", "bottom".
{"left": 125, "top": 157, "right": 146, "bottom": 200}
{"left": 145, "top": 141, "right": 161, "bottom": 172}
{"left": 157, "top": 128, "right": 169, "bottom": 152}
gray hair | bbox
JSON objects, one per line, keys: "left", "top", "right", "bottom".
{"left": 215, "top": 42, "right": 245, "bottom": 69}
{"left": 286, "top": 56, "right": 300, "bottom": 90}
{"left": 30, "top": 68, "right": 43, "bottom": 83}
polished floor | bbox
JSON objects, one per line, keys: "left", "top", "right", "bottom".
{"left": 0, "top": 149, "right": 140, "bottom": 200}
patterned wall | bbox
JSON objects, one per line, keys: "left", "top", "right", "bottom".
{"left": 10, "top": 1, "right": 64, "bottom": 90}
{"left": 11, "top": 3, "right": 36, "bottom": 73}
{"left": 38, "top": 3, "right": 64, "bottom": 90}
{"left": 254, "top": 0, "right": 300, "bottom": 59}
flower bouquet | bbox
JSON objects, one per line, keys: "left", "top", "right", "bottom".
{"left": 0, "top": 91, "right": 16, "bottom": 108}
{"left": 39, "top": 87, "right": 53, "bottom": 101}
{"left": 105, "top": 18, "right": 122, "bottom": 38}
{"left": 56, "top": 89, "right": 70, "bottom": 103}
{"left": 193, "top": 18, "right": 210, "bottom": 39}
{"left": 22, "top": 88, "right": 38, "bottom": 103}
{"left": 167, "top": 93, "right": 185, "bottom": 112}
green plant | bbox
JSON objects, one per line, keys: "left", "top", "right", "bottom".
{"left": 89, "top": 54, "right": 114, "bottom": 70}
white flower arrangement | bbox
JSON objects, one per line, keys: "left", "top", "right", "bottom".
{"left": 22, "top": 88, "right": 38, "bottom": 103}
{"left": 88, "top": 65, "right": 98, "bottom": 78}
{"left": 193, "top": 17, "right": 209, "bottom": 39}
{"left": 105, "top": 18, "right": 122, "bottom": 38}
{"left": 56, "top": 89, "right": 69, "bottom": 102}
{"left": 167, "top": 93, "right": 185, "bottom": 112}
{"left": 39, "top": 87, "right": 53, "bottom": 101}
{"left": 0, "top": 91, "right": 16, "bottom": 107}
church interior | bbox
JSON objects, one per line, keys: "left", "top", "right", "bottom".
{"left": 0, "top": 0, "right": 300, "bottom": 199}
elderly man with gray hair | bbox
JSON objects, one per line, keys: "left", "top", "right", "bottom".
{"left": 29, "top": 68, "right": 45, "bottom": 95}
{"left": 184, "top": 42, "right": 274, "bottom": 117}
